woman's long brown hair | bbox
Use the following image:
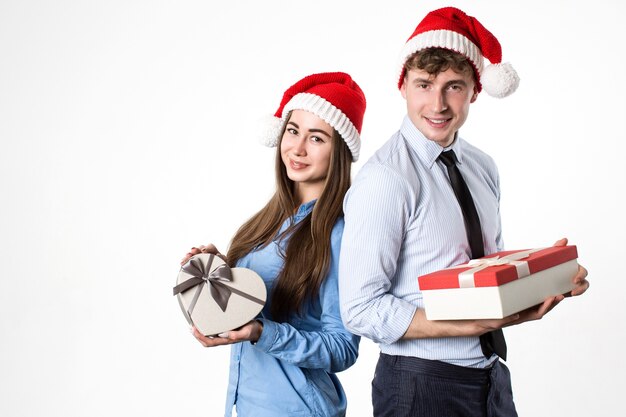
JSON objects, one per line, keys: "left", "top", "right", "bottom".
{"left": 226, "top": 113, "right": 352, "bottom": 322}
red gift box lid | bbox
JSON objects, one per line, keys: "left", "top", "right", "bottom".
{"left": 418, "top": 245, "right": 578, "bottom": 290}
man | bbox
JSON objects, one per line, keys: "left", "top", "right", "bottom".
{"left": 338, "top": 7, "right": 589, "bottom": 417}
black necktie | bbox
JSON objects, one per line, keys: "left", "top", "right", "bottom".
{"left": 438, "top": 150, "right": 507, "bottom": 361}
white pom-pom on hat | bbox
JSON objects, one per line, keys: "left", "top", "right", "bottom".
{"left": 258, "top": 115, "right": 284, "bottom": 147}
{"left": 481, "top": 62, "right": 520, "bottom": 98}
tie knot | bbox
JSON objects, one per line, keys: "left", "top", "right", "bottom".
{"left": 438, "top": 150, "right": 458, "bottom": 167}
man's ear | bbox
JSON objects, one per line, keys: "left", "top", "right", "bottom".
{"left": 400, "top": 80, "right": 408, "bottom": 99}
{"left": 470, "top": 89, "right": 478, "bottom": 103}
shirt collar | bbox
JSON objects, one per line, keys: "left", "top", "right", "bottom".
{"left": 294, "top": 199, "right": 316, "bottom": 221}
{"left": 400, "top": 115, "right": 466, "bottom": 168}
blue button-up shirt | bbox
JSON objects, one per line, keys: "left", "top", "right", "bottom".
{"left": 225, "top": 200, "right": 360, "bottom": 416}
{"left": 339, "top": 116, "right": 503, "bottom": 368}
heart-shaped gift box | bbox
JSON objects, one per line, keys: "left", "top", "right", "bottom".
{"left": 173, "top": 254, "right": 267, "bottom": 336}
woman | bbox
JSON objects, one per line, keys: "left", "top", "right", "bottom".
{"left": 181, "top": 72, "right": 367, "bottom": 417}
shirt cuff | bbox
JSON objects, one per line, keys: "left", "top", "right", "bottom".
{"left": 251, "top": 318, "right": 276, "bottom": 351}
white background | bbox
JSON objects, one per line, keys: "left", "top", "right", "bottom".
{"left": 1, "top": 1, "right": 624, "bottom": 416}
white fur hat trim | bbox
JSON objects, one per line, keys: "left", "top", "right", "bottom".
{"left": 260, "top": 93, "right": 361, "bottom": 161}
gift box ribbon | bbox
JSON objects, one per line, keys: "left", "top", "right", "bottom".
{"left": 173, "top": 254, "right": 264, "bottom": 315}
{"left": 451, "top": 248, "right": 545, "bottom": 288}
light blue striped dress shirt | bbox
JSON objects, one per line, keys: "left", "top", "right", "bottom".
{"left": 339, "top": 115, "right": 503, "bottom": 368}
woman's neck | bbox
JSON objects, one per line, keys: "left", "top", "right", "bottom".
{"left": 294, "top": 182, "right": 323, "bottom": 206}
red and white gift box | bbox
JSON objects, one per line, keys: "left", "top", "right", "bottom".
{"left": 418, "top": 246, "right": 579, "bottom": 320}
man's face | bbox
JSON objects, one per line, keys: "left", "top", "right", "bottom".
{"left": 401, "top": 67, "right": 478, "bottom": 147}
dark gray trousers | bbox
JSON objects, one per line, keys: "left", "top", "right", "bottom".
{"left": 372, "top": 353, "right": 518, "bottom": 417}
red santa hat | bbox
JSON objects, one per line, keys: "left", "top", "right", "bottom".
{"left": 397, "top": 7, "right": 520, "bottom": 98}
{"left": 260, "top": 72, "right": 366, "bottom": 161}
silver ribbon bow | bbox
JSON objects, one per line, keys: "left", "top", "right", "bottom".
{"left": 173, "top": 254, "right": 264, "bottom": 316}
{"left": 448, "top": 248, "right": 545, "bottom": 288}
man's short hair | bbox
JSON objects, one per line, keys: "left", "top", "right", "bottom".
{"left": 403, "top": 47, "right": 477, "bottom": 85}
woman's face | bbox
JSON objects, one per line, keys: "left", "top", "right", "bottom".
{"left": 280, "top": 109, "right": 334, "bottom": 203}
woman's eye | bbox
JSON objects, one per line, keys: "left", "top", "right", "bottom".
{"left": 287, "top": 128, "right": 298, "bottom": 135}
{"left": 311, "top": 136, "right": 324, "bottom": 143}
